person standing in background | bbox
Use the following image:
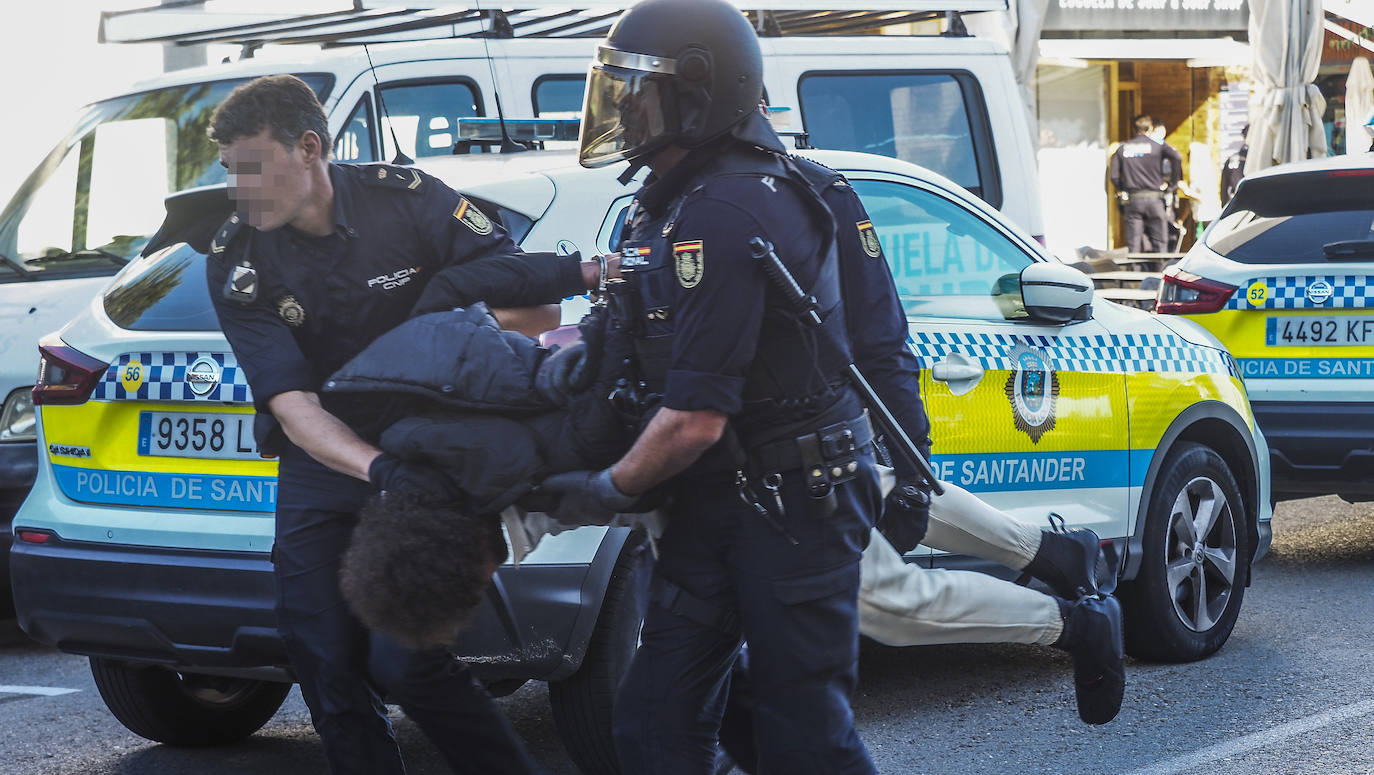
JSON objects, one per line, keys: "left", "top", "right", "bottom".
{"left": 1220, "top": 124, "right": 1249, "bottom": 208}
{"left": 1109, "top": 114, "right": 1182, "bottom": 253}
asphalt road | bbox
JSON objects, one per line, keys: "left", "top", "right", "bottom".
{"left": 3, "top": 496, "right": 1374, "bottom": 775}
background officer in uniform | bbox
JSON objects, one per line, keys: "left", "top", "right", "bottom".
{"left": 541, "top": 1, "right": 883, "bottom": 772}
{"left": 1109, "top": 114, "right": 1182, "bottom": 253}
{"left": 204, "top": 74, "right": 606, "bottom": 775}
{"left": 1220, "top": 124, "right": 1249, "bottom": 207}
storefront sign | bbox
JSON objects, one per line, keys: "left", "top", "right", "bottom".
{"left": 1044, "top": 0, "right": 1247, "bottom": 32}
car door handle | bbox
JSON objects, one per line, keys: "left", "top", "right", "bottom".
{"left": 930, "top": 353, "right": 984, "bottom": 395}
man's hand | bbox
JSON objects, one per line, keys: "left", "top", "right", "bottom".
{"left": 368, "top": 453, "right": 460, "bottom": 504}
{"left": 539, "top": 468, "right": 638, "bottom": 522}
{"left": 877, "top": 480, "right": 931, "bottom": 555}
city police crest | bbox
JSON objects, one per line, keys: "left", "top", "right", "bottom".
{"left": 1004, "top": 343, "right": 1058, "bottom": 443}
{"left": 674, "top": 240, "right": 704, "bottom": 288}
{"left": 453, "top": 198, "right": 493, "bottom": 236}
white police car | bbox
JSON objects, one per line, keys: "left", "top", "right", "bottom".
{"left": 12, "top": 147, "right": 1269, "bottom": 768}
{"left": 1157, "top": 154, "right": 1374, "bottom": 502}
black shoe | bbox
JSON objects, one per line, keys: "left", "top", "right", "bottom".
{"left": 1056, "top": 593, "right": 1125, "bottom": 725}
{"left": 1023, "top": 517, "right": 1106, "bottom": 599}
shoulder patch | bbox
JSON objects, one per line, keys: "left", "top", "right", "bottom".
{"left": 362, "top": 165, "right": 424, "bottom": 192}
{"left": 674, "top": 240, "right": 704, "bottom": 289}
{"left": 453, "top": 197, "right": 494, "bottom": 235}
{"left": 209, "top": 212, "right": 245, "bottom": 258}
{"left": 856, "top": 220, "right": 882, "bottom": 259}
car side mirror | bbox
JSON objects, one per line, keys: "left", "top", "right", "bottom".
{"left": 1020, "top": 262, "right": 1094, "bottom": 323}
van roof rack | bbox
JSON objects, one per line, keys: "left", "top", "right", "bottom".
{"left": 100, "top": 2, "right": 1003, "bottom": 48}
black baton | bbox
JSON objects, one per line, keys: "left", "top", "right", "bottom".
{"left": 749, "top": 237, "right": 944, "bottom": 496}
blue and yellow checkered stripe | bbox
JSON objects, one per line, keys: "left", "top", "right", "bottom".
{"left": 1224, "top": 275, "right": 1374, "bottom": 310}
{"left": 92, "top": 352, "right": 254, "bottom": 403}
{"left": 908, "top": 332, "right": 1233, "bottom": 376}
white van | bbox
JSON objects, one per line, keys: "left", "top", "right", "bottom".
{"left": 0, "top": 11, "right": 1041, "bottom": 597}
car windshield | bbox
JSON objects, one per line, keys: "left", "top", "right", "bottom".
{"left": 0, "top": 74, "right": 332, "bottom": 284}
{"left": 1204, "top": 169, "right": 1374, "bottom": 264}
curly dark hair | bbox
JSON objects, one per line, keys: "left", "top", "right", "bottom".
{"left": 209, "top": 74, "right": 332, "bottom": 152}
{"left": 341, "top": 491, "right": 509, "bottom": 649}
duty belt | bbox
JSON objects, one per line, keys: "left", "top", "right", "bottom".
{"left": 1126, "top": 190, "right": 1165, "bottom": 198}
{"left": 748, "top": 411, "right": 874, "bottom": 481}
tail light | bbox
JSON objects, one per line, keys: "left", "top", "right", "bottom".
{"left": 32, "top": 335, "right": 108, "bottom": 406}
{"left": 1155, "top": 267, "right": 1238, "bottom": 315}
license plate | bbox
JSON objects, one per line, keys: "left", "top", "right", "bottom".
{"left": 1266, "top": 316, "right": 1374, "bottom": 347}
{"left": 138, "top": 412, "right": 260, "bottom": 460}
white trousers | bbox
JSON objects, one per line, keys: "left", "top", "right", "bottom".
{"left": 858, "top": 479, "right": 1063, "bottom": 647}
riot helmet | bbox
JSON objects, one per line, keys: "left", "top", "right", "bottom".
{"left": 578, "top": 0, "right": 778, "bottom": 168}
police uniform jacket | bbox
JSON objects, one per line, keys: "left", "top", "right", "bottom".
{"left": 613, "top": 141, "right": 860, "bottom": 463}
{"left": 206, "top": 163, "right": 587, "bottom": 449}
{"left": 792, "top": 157, "right": 933, "bottom": 482}
{"left": 1109, "top": 133, "right": 1183, "bottom": 194}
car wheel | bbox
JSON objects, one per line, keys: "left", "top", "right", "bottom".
{"left": 89, "top": 657, "right": 291, "bottom": 746}
{"left": 1121, "top": 441, "right": 1248, "bottom": 662}
{"left": 548, "top": 531, "right": 651, "bottom": 775}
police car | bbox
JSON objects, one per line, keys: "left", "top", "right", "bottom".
{"left": 1157, "top": 154, "right": 1374, "bottom": 502}
{"left": 12, "top": 146, "right": 1269, "bottom": 768}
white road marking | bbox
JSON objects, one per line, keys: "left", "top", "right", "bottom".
{"left": 1124, "top": 697, "right": 1374, "bottom": 775}
{"left": 0, "top": 685, "right": 81, "bottom": 697}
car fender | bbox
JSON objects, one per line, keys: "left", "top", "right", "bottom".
{"left": 1123, "top": 399, "right": 1260, "bottom": 584}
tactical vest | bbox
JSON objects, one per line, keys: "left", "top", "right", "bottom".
{"left": 610, "top": 147, "right": 856, "bottom": 446}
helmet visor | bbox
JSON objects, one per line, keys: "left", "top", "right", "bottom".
{"left": 578, "top": 62, "right": 676, "bottom": 168}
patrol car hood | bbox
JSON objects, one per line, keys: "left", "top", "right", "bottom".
{"left": 1150, "top": 310, "right": 1230, "bottom": 352}
{"left": 0, "top": 276, "right": 115, "bottom": 391}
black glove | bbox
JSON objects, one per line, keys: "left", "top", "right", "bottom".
{"left": 877, "top": 480, "right": 931, "bottom": 554}
{"left": 538, "top": 468, "right": 638, "bottom": 524}
{"left": 368, "top": 453, "right": 460, "bottom": 504}
{"left": 535, "top": 341, "right": 591, "bottom": 405}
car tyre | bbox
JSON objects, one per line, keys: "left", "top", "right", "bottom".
{"left": 89, "top": 657, "right": 290, "bottom": 746}
{"left": 1121, "top": 441, "right": 1248, "bottom": 662}
{"left": 548, "top": 530, "right": 651, "bottom": 775}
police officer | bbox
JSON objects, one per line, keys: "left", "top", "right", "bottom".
{"left": 204, "top": 74, "right": 604, "bottom": 775}
{"left": 1220, "top": 124, "right": 1249, "bottom": 207}
{"left": 1109, "top": 114, "right": 1183, "bottom": 253}
{"left": 540, "top": 1, "right": 883, "bottom": 772}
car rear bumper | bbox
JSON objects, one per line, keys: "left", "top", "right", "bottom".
{"left": 1254, "top": 401, "right": 1374, "bottom": 498}
{"left": 12, "top": 529, "right": 627, "bottom": 682}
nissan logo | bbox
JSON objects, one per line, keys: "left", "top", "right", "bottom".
{"left": 186, "top": 357, "right": 222, "bottom": 397}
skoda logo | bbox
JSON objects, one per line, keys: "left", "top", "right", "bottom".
{"left": 1306, "top": 280, "right": 1334, "bottom": 305}
{"left": 186, "top": 357, "right": 221, "bottom": 397}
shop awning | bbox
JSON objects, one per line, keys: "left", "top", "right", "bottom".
{"left": 1038, "top": 37, "right": 1250, "bottom": 67}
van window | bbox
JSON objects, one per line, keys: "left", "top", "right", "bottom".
{"left": 800, "top": 71, "right": 1001, "bottom": 208}
{"left": 0, "top": 74, "right": 333, "bottom": 284}
{"left": 378, "top": 80, "right": 483, "bottom": 161}
{"left": 852, "top": 179, "right": 1030, "bottom": 321}
{"left": 533, "top": 76, "right": 587, "bottom": 118}
{"left": 335, "top": 97, "right": 377, "bottom": 163}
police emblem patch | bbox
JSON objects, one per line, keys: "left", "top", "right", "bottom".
{"left": 674, "top": 240, "right": 704, "bottom": 288}
{"left": 1004, "top": 344, "right": 1059, "bottom": 443}
{"left": 453, "top": 198, "right": 493, "bottom": 236}
{"left": 857, "top": 220, "right": 881, "bottom": 259}
{"left": 276, "top": 295, "right": 306, "bottom": 327}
